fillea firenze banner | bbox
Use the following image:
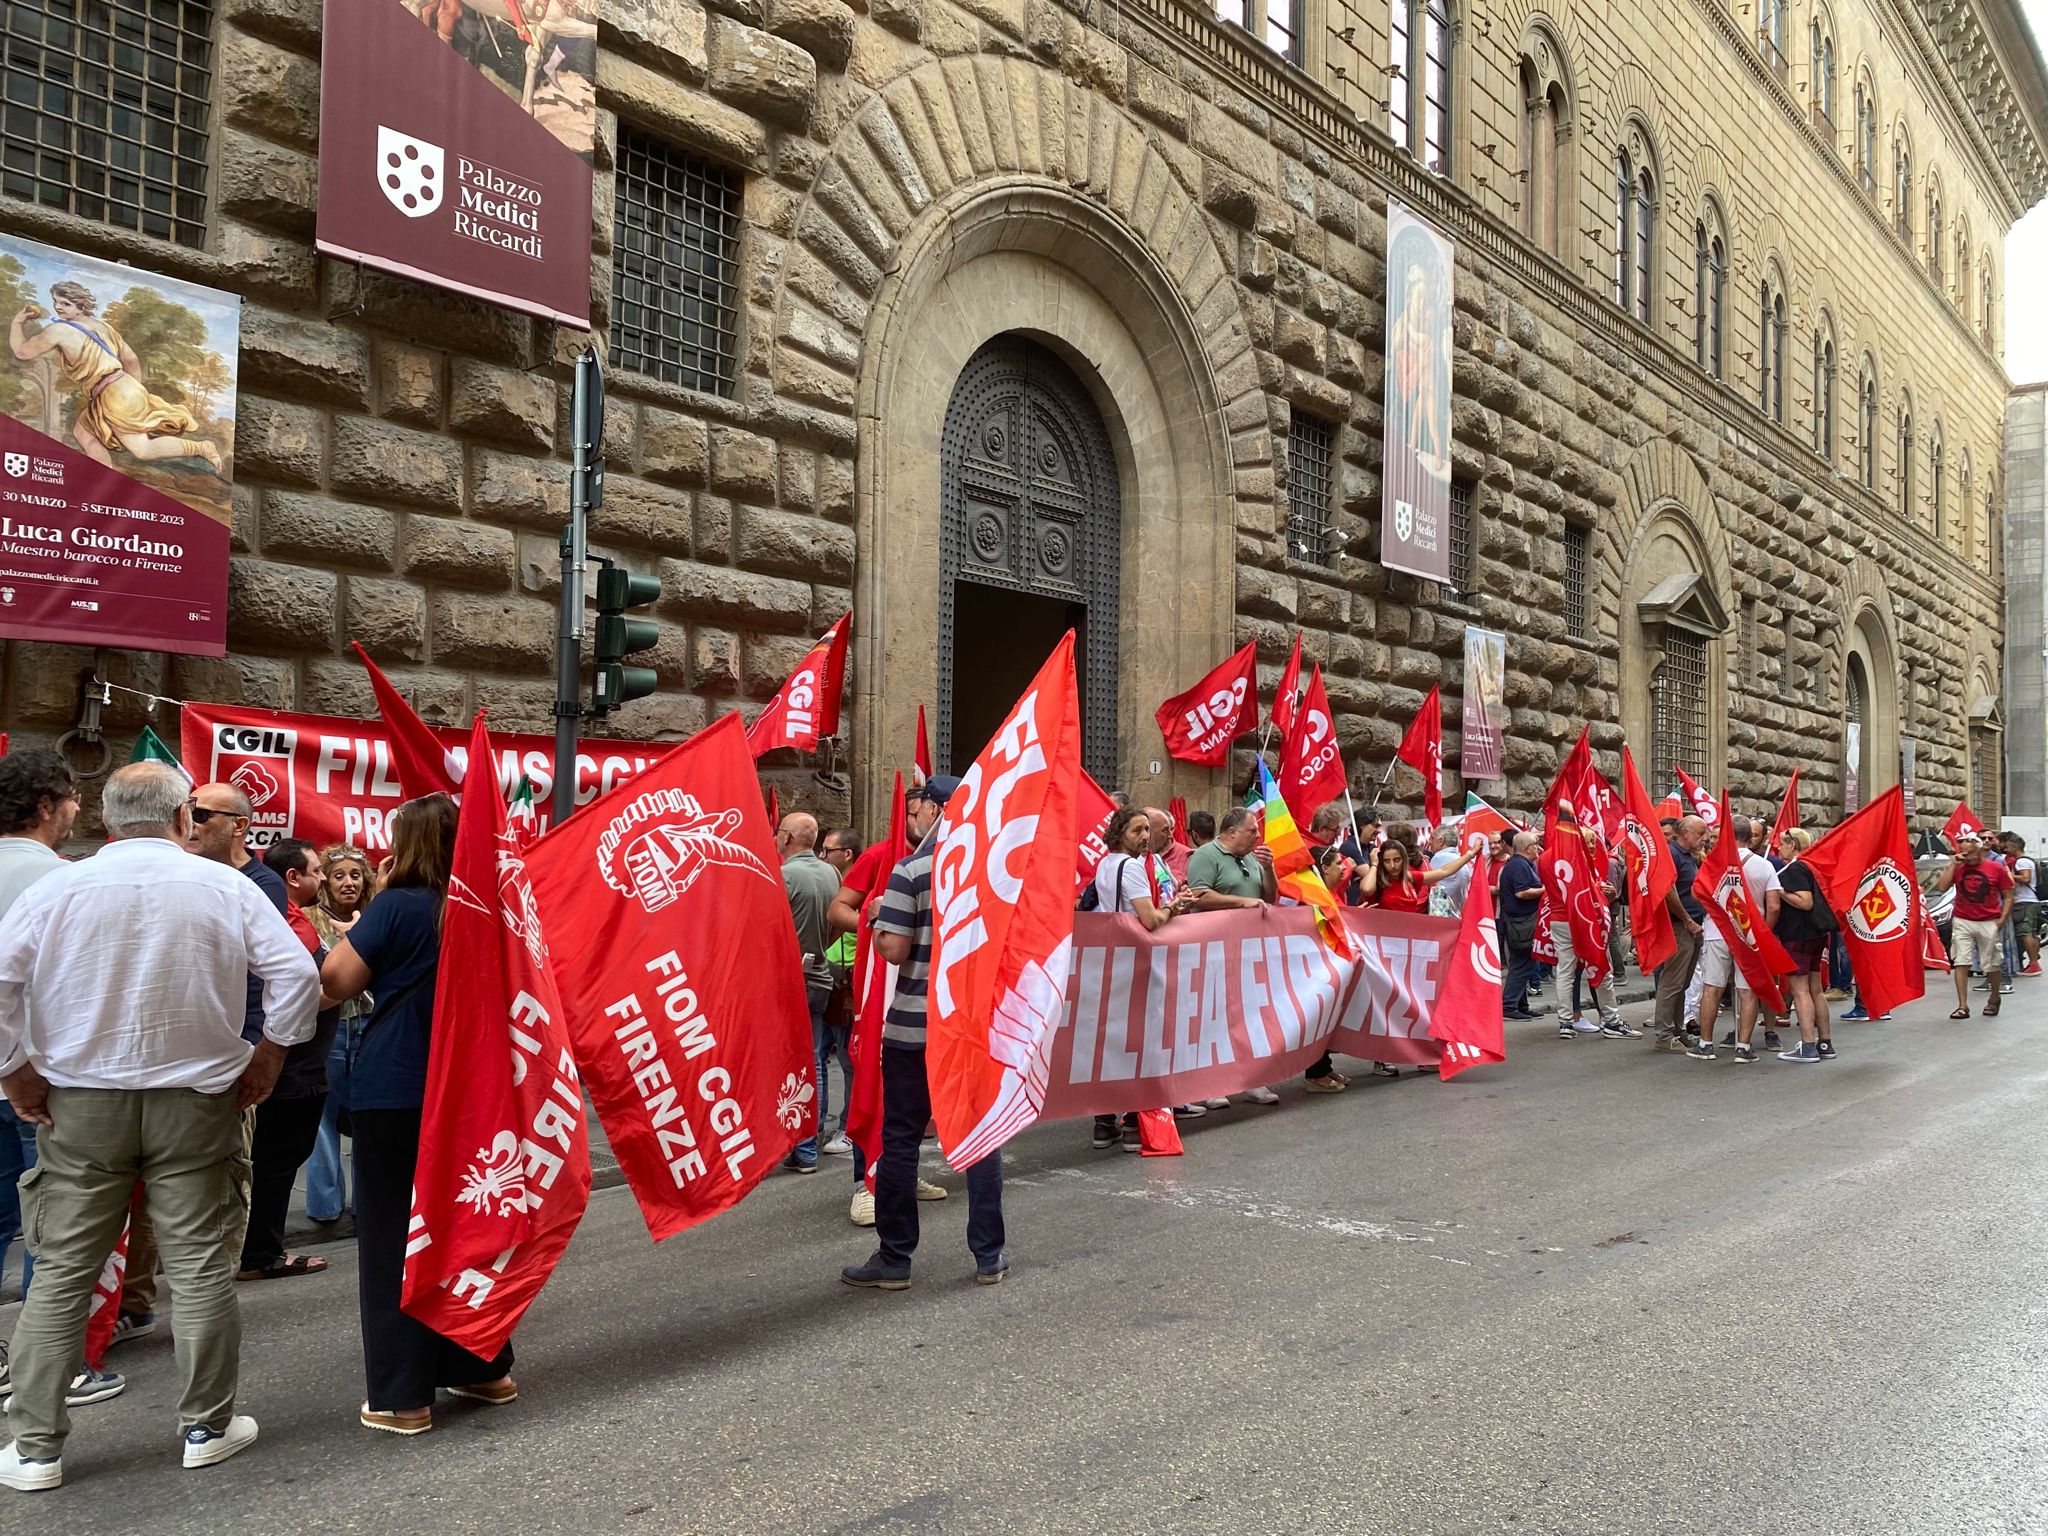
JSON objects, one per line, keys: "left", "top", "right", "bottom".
{"left": 1381, "top": 203, "right": 1454, "bottom": 584}
{"left": 317, "top": 0, "right": 595, "bottom": 327}
{"left": 0, "top": 233, "right": 239, "bottom": 656}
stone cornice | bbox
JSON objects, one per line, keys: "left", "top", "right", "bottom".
{"left": 1914, "top": 0, "right": 2048, "bottom": 214}
{"left": 1121, "top": 0, "right": 2001, "bottom": 591}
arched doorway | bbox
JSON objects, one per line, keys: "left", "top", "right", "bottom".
{"left": 938, "top": 335, "right": 1120, "bottom": 782}
{"left": 1844, "top": 653, "right": 1870, "bottom": 812}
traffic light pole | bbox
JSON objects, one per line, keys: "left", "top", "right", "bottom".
{"left": 553, "top": 350, "right": 604, "bottom": 826}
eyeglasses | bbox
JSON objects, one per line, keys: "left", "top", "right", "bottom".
{"left": 186, "top": 805, "right": 240, "bottom": 825}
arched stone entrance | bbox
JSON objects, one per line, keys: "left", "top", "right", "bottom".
{"left": 1836, "top": 557, "right": 1901, "bottom": 815}
{"left": 938, "top": 337, "right": 1121, "bottom": 783}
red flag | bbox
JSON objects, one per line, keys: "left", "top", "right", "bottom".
{"left": 1618, "top": 748, "right": 1677, "bottom": 975}
{"left": 1271, "top": 632, "right": 1303, "bottom": 737}
{"left": 1278, "top": 664, "right": 1347, "bottom": 823}
{"left": 927, "top": 632, "right": 1083, "bottom": 1169}
{"left": 1458, "top": 792, "right": 1518, "bottom": 848}
{"left": 524, "top": 713, "right": 814, "bottom": 1239}
{"left": 354, "top": 641, "right": 463, "bottom": 799}
{"left": 1921, "top": 907, "right": 1953, "bottom": 971}
{"left": 1770, "top": 769, "right": 1802, "bottom": 850}
{"left": 83, "top": 1219, "right": 129, "bottom": 1371}
{"left": 847, "top": 771, "right": 908, "bottom": 1181}
{"left": 1693, "top": 790, "right": 1793, "bottom": 1014}
{"left": 1802, "top": 785, "right": 1927, "bottom": 1017}
{"left": 747, "top": 613, "right": 851, "bottom": 758}
{"left": 1074, "top": 771, "right": 1118, "bottom": 896}
{"left": 1541, "top": 823, "right": 1611, "bottom": 988}
{"left": 1394, "top": 686, "right": 1444, "bottom": 830}
{"left": 1580, "top": 764, "right": 1623, "bottom": 850}
{"left": 1943, "top": 802, "right": 1985, "bottom": 847}
{"left": 914, "top": 705, "right": 932, "bottom": 786}
{"left": 1543, "top": 728, "right": 1593, "bottom": 836}
{"left": 1674, "top": 765, "right": 1718, "bottom": 827}
{"left": 404, "top": 712, "right": 590, "bottom": 1355}
{"left": 1167, "top": 796, "right": 1188, "bottom": 848}
{"left": 765, "top": 785, "right": 779, "bottom": 830}
{"left": 1431, "top": 851, "right": 1506, "bottom": 1080}
{"left": 1155, "top": 641, "right": 1259, "bottom": 766}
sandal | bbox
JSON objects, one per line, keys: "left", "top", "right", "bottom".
{"left": 236, "top": 1253, "right": 328, "bottom": 1281}
{"left": 1986, "top": 998, "right": 2002, "bottom": 1016}
{"left": 360, "top": 1402, "right": 432, "bottom": 1436}
{"left": 1950, "top": 1008, "right": 1971, "bottom": 1019}
{"left": 446, "top": 1378, "right": 519, "bottom": 1406}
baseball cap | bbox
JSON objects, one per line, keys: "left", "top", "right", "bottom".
{"left": 909, "top": 773, "right": 962, "bottom": 807}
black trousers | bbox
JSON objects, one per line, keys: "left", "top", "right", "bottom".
{"left": 352, "top": 1108, "right": 513, "bottom": 1412}
{"left": 238, "top": 1091, "right": 326, "bottom": 1273}
{"left": 874, "top": 1045, "right": 1003, "bottom": 1270}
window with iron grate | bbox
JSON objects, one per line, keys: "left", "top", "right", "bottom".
{"left": 0, "top": 0, "right": 213, "bottom": 247}
{"left": 611, "top": 132, "right": 742, "bottom": 397}
{"left": 1651, "top": 634, "right": 1708, "bottom": 782}
{"left": 1562, "top": 522, "right": 1589, "bottom": 639}
{"left": 1447, "top": 476, "right": 1474, "bottom": 596}
{"left": 1286, "top": 412, "right": 1334, "bottom": 563}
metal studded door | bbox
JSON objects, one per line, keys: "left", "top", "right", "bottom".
{"left": 939, "top": 336, "right": 1121, "bottom": 782}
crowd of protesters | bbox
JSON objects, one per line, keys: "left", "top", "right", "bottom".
{"left": 0, "top": 742, "right": 2026, "bottom": 1491}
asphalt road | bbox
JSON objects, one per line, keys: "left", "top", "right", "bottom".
{"left": 10, "top": 978, "right": 2048, "bottom": 1534}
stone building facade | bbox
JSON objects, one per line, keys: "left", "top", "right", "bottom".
{"left": 1, "top": 0, "right": 2042, "bottom": 829}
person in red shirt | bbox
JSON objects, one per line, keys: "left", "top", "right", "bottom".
{"left": 1941, "top": 831, "right": 2014, "bottom": 1017}
{"left": 1358, "top": 838, "right": 1472, "bottom": 912}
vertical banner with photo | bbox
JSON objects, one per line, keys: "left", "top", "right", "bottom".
{"left": 1382, "top": 203, "right": 1454, "bottom": 583}
{"left": 317, "top": 0, "right": 595, "bottom": 328}
{"left": 0, "top": 235, "right": 237, "bottom": 656}
{"left": 1460, "top": 625, "right": 1507, "bottom": 781}
{"left": 1900, "top": 736, "right": 1917, "bottom": 818}
{"left": 1844, "top": 721, "right": 1862, "bottom": 814}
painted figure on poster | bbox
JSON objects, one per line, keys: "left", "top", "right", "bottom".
{"left": 1386, "top": 227, "right": 1451, "bottom": 484}
{"left": 9, "top": 282, "right": 223, "bottom": 474}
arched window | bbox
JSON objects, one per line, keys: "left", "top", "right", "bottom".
{"left": 1519, "top": 50, "right": 1571, "bottom": 257}
{"left": 1896, "top": 390, "right": 1914, "bottom": 516}
{"left": 1612, "top": 142, "right": 1655, "bottom": 322}
{"left": 1812, "top": 317, "right": 1836, "bottom": 460}
{"left": 1957, "top": 218, "right": 1973, "bottom": 317}
{"left": 1858, "top": 357, "right": 1878, "bottom": 487}
{"left": 1817, "top": 29, "right": 1836, "bottom": 125}
{"left": 1695, "top": 207, "right": 1727, "bottom": 379}
{"left": 1759, "top": 0, "right": 1787, "bottom": 75}
{"left": 1930, "top": 422, "right": 1944, "bottom": 538}
{"left": 1893, "top": 130, "right": 1912, "bottom": 240}
{"left": 1854, "top": 78, "right": 1877, "bottom": 193}
{"left": 1928, "top": 185, "right": 1944, "bottom": 285}
{"left": 1959, "top": 448, "right": 1973, "bottom": 556}
{"left": 1981, "top": 258, "right": 1997, "bottom": 345}
{"left": 1758, "top": 267, "right": 1787, "bottom": 422}
{"left": 1390, "top": 0, "right": 1454, "bottom": 173}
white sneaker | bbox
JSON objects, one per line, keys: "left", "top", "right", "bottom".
{"left": 820, "top": 1133, "right": 854, "bottom": 1156}
{"left": 849, "top": 1186, "right": 875, "bottom": 1226}
{"left": 1241, "top": 1086, "right": 1281, "bottom": 1105}
{"left": 1569, "top": 1016, "right": 1602, "bottom": 1034}
{"left": 183, "top": 1414, "right": 258, "bottom": 1469}
{"left": 914, "top": 1177, "right": 947, "bottom": 1201}
{"left": 0, "top": 1442, "right": 61, "bottom": 1492}
{"left": 1203, "top": 1097, "right": 1231, "bottom": 1109}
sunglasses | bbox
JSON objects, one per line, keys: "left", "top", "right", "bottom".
{"left": 186, "top": 805, "right": 244, "bottom": 825}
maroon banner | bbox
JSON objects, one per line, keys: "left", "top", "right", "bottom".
{"left": 0, "top": 233, "right": 238, "bottom": 655}
{"left": 316, "top": 0, "right": 594, "bottom": 327}
{"left": 179, "top": 702, "right": 672, "bottom": 853}
{"left": 524, "top": 714, "right": 813, "bottom": 1241}
{"left": 1041, "top": 906, "right": 1476, "bottom": 1117}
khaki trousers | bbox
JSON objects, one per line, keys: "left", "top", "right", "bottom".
{"left": 7, "top": 1086, "right": 250, "bottom": 1458}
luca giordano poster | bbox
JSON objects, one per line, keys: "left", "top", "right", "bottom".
{"left": 0, "top": 234, "right": 239, "bottom": 656}
{"left": 1382, "top": 202, "right": 1454, "bottom": 584}
{"left": 316, "top": 0, "right": 595, "bottom": 327}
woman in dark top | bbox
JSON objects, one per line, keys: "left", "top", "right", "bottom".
{"left": 1772, "top": 828, "right": 1836, "bottom": 1063}
{"left": 321, "top": 794, "right": 515, "bottom": 1435}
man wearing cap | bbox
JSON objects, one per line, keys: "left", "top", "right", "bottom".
{"left": 841, "top": 775, "right": 1007, "bottom": 1290}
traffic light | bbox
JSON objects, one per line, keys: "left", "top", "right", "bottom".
{"left": 592, "top": 557, "right": 660, "bottom": 714}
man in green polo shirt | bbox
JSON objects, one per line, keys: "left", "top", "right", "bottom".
{"left": 1185, "top": 808, "right": 1274, "bottom": 909}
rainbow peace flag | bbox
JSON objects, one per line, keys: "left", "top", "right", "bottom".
{"left": 1256, "top": 759, "right": 1354, "bottom": 958}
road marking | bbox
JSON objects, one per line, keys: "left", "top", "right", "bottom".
{"left": 1106, "top": 1177, "right": 1453, "bottom": 1244}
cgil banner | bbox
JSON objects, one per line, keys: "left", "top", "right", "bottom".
{"left": 316, "top": 0, "right": 594, "bottom": 326}
{"left": 0, "top": 232, "right": 239, "bottom": 656}
{"left": 179, "top": 702, "right": 672, "bottom": 852}
{"left": 1381, "top": 203, "right": 1455, "bottom": 584}
{"left": 1039, "top": 905, "right": 1482, "bottom": 1119}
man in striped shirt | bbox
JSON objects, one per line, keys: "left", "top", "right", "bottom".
{"left": 841, "top": 775, "right": 1008, "bottom": 1290}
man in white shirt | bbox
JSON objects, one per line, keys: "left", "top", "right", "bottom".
{"left": 1684, "top": 815, "right": 1783, "bottom": 1063}
{"left": 0, "top": 762, "right": 318, "bottom": 1491}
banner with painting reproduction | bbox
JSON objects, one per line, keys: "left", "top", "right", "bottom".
{"left": 1460, "top": 625, "right": 1506, "bottom": 781}
{"left": 1382, "top": 203, "right": 1454, "bottom": 583}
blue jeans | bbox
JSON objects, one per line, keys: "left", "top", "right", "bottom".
{"left": 791, "top": 983, "right": 838, "bottom": 1167}
{"left": 0, "top": 1100, "right": 38, "bottom": 1296}
{"left": 305, "top": 1013, "right": 364, "bottom": 1222}
{"left": 875, "top": 1043, "right": 1002, "bottom": 1269}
